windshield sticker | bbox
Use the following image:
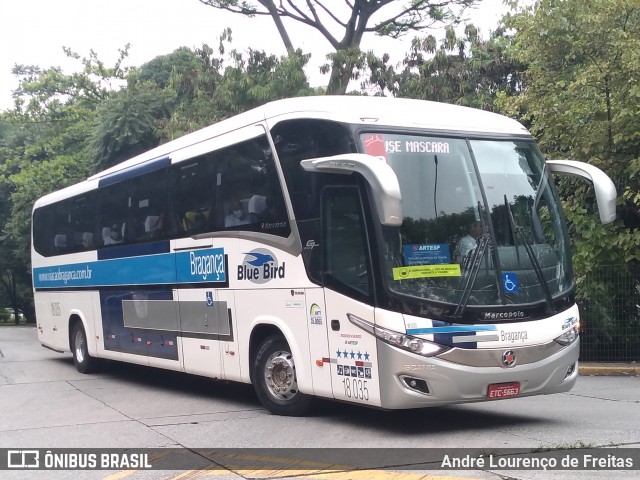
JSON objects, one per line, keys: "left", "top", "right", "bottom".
{"left": 402, "top": 243, "right": 450, "bottom": 265}
{"left": 502, "top": 272, "right": 520, "bottom": 293}
{"left": 393, "top": 264, "right": 461, "bottom": 280}
{"left": 362, "top": 134, "right": 452, "bottom": 155}
{"left": 362, "top": 134, "right": 387, "bottom": 159}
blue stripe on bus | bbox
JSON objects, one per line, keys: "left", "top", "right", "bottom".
{"left": 98, "top": 156, "right": 170, "bottom": 188}
{"left": 33, "top": 247, "right": 226, "bottom": 289}
{"left": 406, "top": 325, "right": 497, "bottom": 335}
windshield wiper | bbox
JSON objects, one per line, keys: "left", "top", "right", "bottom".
{"left": 530, "top": 165, "right": 549, "bottom": 244}
{"left": 504, "top": 195, "right": 555, "bottom": 313}
{"left": 453, "top": 203, "right": 507, "bottom": 319}
{"left": 453, "top": 232, "right": 490, "bottom": 318}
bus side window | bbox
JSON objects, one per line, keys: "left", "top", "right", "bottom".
{"left": 97, "top": 182, "right": 131, "bottom": 247}
{"left": 169, "top": 155, "right": 215, "bottom": 237}
{"left": 131, "top": 169, "right": 168, "bottom": 242}
{"left": 68, "top": 193, "right": 96, "bottom": 252}
{"left": 215, "top": 135, "right": 290, "bottom": 238}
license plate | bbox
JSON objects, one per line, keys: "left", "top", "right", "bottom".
{"left": 487, "top": 382, "right": 520, "bottom": 399}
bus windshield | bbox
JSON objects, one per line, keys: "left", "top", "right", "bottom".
{"left": 361, "top": 133, "right": 572, "bottom": 312}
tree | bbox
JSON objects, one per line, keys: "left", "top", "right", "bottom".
{"left": 498, "top": 0, "right": 640, "bottom": 273}
{"left": 197, "top": 0, "right": 477, "bottom": 94}
{"left": 361, "top": 23, "right": 524, "bottom": 109}
{"left": 0, "top": 48, "right": 130, "bottom": 320}
{"left": 498, "top": 0, "right": 640, "bottom": 360}
{"left": 159, "top": 33, "right": 314, "bottom": 139}
{"left": 91, "top": 76, "right": 173, "bottom": 170}
{"left": 138, "top": 47, "right": 203, "bottom": 89}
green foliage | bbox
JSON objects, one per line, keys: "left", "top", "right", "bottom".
{"left": 499, "top": 0, "right": 640, "bottom": 278}
{"left": 0, "top": 47, "right": 130, "bottom": 319}
{"left": 91, "top": 76, "right": 173, "bottom": 170}
{"left": 138, "top": 47, "right": 201, "bottom": 89}
{"left": 497, "top": 0, "right": 640, "bottom": 359}
{"left": 362, "top": 24, "right": 524, "bottom": 110}
{"left": 160, "top": 34, "right": 314, "bottom": 139}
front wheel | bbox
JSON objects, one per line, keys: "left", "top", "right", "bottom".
{"left": 71, "top": 322, "right": 98, "bottom": 374}
{"left": 252, "top": 335, "right": 313, "bottom": 416}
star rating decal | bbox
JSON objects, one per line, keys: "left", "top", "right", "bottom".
{"left": 336, "top": 349, "right": 371, "bottom": 361}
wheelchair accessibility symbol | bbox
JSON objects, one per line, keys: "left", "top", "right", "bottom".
{"left": 502, "top": 273, "right": 519, "bottom": 293}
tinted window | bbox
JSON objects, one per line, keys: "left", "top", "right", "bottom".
{"left": 322, "top": 186, "right": 372, "bottom": 301}
{"left": 272, "top": 119, "right": 356, "bottom": 280}
{"left": 33, "top": 192, "right": 97, "bottom": 256}
{"left": 97, "top": 182, "right": 130, "bottom": 247}
{"left": 215, "top": 135, "right": 290, "bottom": 238}
{"left": 130, "top": 169, "right": 169, "bottom": 242}
{"left": 70, "top": 193, "right": 97, "bottom": 251}
{"left": 33, "top": 134, "right": 290, "bottom": 257}
{"left": 170, "top": 155, "right": 216, "bottom": 236}
{"left": 272, "top": 119, "right": 356, "bottom": 222}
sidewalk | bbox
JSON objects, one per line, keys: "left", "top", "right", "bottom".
{"left": 579, "top": 362, "right": 640, "bottom": 376}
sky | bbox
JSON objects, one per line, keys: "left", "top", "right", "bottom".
{"left": 0, "top": 0, "right": 512, "bottom": 110}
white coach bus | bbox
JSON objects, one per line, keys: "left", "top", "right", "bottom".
{"left": 32, "top": 96, "right": 616, "bottom": 415}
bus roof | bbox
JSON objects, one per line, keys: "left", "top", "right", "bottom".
{"left": 90, "top": 96, "right": 529, "bottom": 181}
{"left": 36, "top": 96, "right": 530, "bottom": 208}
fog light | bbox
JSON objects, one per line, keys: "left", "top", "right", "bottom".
{"left": 565, "top": 362, "right": 576, "bottom": 379}
{"left": 400, "top": 376, "right": 429, "bottom": 394}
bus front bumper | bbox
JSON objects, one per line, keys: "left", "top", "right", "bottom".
{"left": 376, "top": 338, "right": 580, "bottom": 409}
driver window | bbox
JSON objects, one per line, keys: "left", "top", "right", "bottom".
{"left": 322, "top": 186, "right": 371, "bottom": 301}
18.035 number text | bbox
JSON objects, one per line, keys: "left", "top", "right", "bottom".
{"left": 342, "top": 378, "right": 369, "bottom": 401}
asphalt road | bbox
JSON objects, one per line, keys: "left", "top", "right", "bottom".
{"left": 0, "top": 325, "right": 638, "bottom": 480}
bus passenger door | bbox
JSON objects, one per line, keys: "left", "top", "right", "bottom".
{"left": 173, "top": 237, "right": 224, "bottom": 378}
{"left": 304, "top": 287, "right": 333, "bottom": 398}
{"left": 321, "top": 185, "right": 382, "bottom": 408}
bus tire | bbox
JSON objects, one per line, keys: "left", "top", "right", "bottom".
{"left": 71, "top": 322, "right": 98, "bottom": 374}
{"left": 252, "top": 335, "right": 313, "bottom": 416}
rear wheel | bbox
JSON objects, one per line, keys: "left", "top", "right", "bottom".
{"left": 71, "top": 322, "right": 98, "bottom": 374}
{"left": 252, "top": 335, "right": 313, "bottom": 416}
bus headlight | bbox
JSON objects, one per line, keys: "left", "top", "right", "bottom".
{"left": 348, "top": 313, "right": 450, "bottom": 357}
{"left": 554, "top": 321, "right": 580, "bottom": 346}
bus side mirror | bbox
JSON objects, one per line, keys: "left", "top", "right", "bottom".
{"left": 300, "top": 154, "right": 403, "bottom": 226}
{"left": 547, "top": 159, "right": 617, "bottom": 224}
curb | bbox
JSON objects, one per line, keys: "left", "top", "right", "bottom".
{"left": 579, "top": 363, "right": 640, "bottom": 377}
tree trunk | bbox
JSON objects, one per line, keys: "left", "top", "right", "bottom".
{"left": 326, "top": 63, "right": 352, "bottom": 95}
{"left": 258, "top": 0, "right": 295, "bottom": 52}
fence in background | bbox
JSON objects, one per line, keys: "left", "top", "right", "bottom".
{"left": 577, "top": 264, "right": 640, "bottom": 362}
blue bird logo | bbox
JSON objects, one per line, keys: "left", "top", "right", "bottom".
{"left": 244, "top": 252, "right": 275, "bottom": 267}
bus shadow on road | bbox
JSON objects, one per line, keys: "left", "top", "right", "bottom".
{"left": 54, "top": 355, "right": 553, "bottom": 434}
{"left": 312, "top": 396, "right": 553, "bottom": 435}
{"left": 53, "top": 356, "right": 261, "bottom": 410}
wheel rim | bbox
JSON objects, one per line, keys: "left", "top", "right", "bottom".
{"left": 263, "top": 349, "right": 298, "bottom": 401}
{"left": 74, "top": 330, "right": 85, "bottom": 363}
